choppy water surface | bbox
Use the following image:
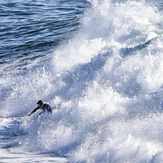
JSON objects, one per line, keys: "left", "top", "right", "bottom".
{"left": 0, "top": 0, "right": 89, "bottom": 75}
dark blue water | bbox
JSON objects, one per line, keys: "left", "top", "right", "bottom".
{"left": 0, "top": 0, "right": 90, "bottom": 74}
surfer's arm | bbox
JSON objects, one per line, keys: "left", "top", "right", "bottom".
{"left": 37, "top": 111, "right": 44, "bottom": 118}
{"left": 27, "top": 107, "right": 40, "bottom": 116}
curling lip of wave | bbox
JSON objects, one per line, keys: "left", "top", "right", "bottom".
{"left": 55, "top": 36, "right": 160, "bottom": 100}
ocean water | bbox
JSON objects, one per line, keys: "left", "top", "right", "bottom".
{"left": 1, "top": 0, "right": 163, "bottom": 162}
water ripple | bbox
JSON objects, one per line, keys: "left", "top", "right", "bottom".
{"left": 0, "top": 0, "right": 90, "bottom": 73}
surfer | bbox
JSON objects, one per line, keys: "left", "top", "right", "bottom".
{"left": 27, "top": 100, "right": 52, "bottom": 117}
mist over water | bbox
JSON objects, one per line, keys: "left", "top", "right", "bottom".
{"left": 1, "top": 0, "right": 163, "bottom": 162}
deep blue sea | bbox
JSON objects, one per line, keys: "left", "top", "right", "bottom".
{"left": 1, "top": 0, "right": 163, "bottom": 162}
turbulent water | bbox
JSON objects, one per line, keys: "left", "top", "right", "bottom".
{"left": 1, "top": 0, "right": 163, "bottom": 162}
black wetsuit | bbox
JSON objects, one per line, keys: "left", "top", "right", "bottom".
{"left": 30, "top": 104, "right": 52, "bottom": 116}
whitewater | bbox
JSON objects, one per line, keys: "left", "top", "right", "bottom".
{"left": 1, "top": 0, "right": 163, "bottom": 162}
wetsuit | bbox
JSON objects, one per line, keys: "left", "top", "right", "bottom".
{"left": 30, "top": 104, "right": 52, "bottom": 116}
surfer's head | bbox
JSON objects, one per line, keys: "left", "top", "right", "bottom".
{"left": 37, "top": 100, "right": 43, "bottom": 107}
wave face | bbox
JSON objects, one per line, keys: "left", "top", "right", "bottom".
{"left": 1, "top": 0, "right": 163, "bottom": 162}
